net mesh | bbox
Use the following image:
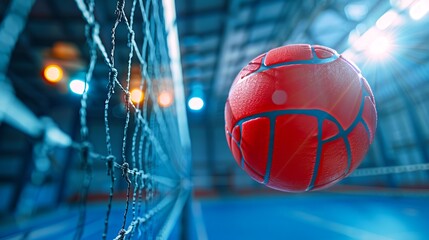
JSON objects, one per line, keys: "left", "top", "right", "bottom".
{"left": 73, "top": 0, "right": 190, "bottom": 239}
{"left": 0, "top": 0, "right": 189, "bottom": 238}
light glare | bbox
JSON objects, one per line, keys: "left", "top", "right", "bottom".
{"left": 352, "top": 27, "right": 394, "bottom": 60}
{"left": 188, "top": 97, "right": 204, "bottom": 111}
{"left": 43, "top": 64, "right": 63, "bottom": 83}
{"left": 130, "top": 89, "right": 144, "bottom": 104}
{"left": 69, "top": 79, "right": 88, "bottom": 95}
{"left": 368, "top": 36, "right": 392, "bottom": 58}
{"left": 158, "top": 91, "right": 173, "bottom": 108}
{"left": 376, "top": 10, "right": 399, "bottom": 30}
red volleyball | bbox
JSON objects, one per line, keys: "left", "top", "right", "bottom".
{"left": 224, "top": 44, "right": 377, "bottom": 192}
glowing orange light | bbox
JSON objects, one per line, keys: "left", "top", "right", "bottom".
{"left": 43, "top": 64, "right": 63, "bottom": 83}
{"left": 158, "top": 90, "right": 173, "bottom": 108}
{"left": 52, "top": 42, "right": 80, "bottom": 60}
{"left": 130, "top": 88, "right": 144, "bottom": 104}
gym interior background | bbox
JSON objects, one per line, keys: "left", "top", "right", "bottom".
{"left": 1, "top": 0, "right": 429, "bottom": 239}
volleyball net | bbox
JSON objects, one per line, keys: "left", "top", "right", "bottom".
{"left": 73, "top": 0, "right": 191, "bottom": 239}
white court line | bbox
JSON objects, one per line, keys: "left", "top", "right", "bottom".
{"left": 192, "top": 200, "right": 208, "bottom": 240}
{"left": 293, "top": 211, "right": 393, "bottom": 240}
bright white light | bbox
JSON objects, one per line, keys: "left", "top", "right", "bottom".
{"left": 69, "top": 79, "right": 89, "bottom": 95}
{"left": 352, "top": 27, "right": 394, "bottom": 58}
{"left": 352, "top": 27, "right": 378, "bottom": 51}
{"left": 376, "top": 10, "right": 399, "bottom": 30}
{"left": 409, "top": 0, "right": 429, "bottom": 20}
{"left": 368, "top": 36, "right": 392, "bottom": 59}
{"left": 188, "top": 97, "right": 204, "bottom": 111}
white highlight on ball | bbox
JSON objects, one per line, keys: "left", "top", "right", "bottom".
{"left": 272, "top": 90, "right": 287, "bottom": 105}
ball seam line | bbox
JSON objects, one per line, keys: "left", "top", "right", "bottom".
{"left": 239, "top": 46, "right": 340, "bottom": 83}
{"left": 307, "top": 118, "right": 324, "bottom": 191}
{"left": 263, "top": 117, "right": 277, "bottom": 184}
{"left": 360, "top": 119, "right": 371, "bottom": 141}
{"left": 239, "top": 124, "right": 244, "bottom": 168}
{"left": 227, "top": 129, "right": 264, "bottom": 179}
{"left": 359, "top": 83, "right": 373, "bottom": 142}
{"left": 321, "top": 83, "right": 366, "bottom": 144}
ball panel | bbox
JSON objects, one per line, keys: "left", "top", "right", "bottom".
{"left": 340, "top": 55, "right": 361, "bottom": 74}
{"left": 267, "top": 114, "right": 318, "bottom": 192}
{"left": 238, "top": 53, "right": 265, "bottom": 79}
{"left": 362, "top": 77, "right": 375, "bottom": 103}
{"left": 313, "top": 45, "right": 335, "bottom": 59}
{"left": 346, "top": 122, "right": 370, "bottom": 176}
{"left": 313, "top": 138, "right": 348, "bottom": 188}
{"left": 228, "top": 70, "right": 279, "bottom": 126}
{"left": 241, "top": 117, "right": 271, "bottom": 178}
{"left": 264, "top": 44, "right": 313, "bottom": 66}
{"left": 243, "top": 161, "right": 264, "bottom": 183}
{"left": 321, "top": 119, "right": 340, "bottom": 141}
{"left": 321, "top": 58, "right": 363, "bottom": 130}
{"left": 311, "top": 175, "right": 342, "bottom": 190}
{"left": 232, "top": 125, "right": 241, "bottom": 142}
{"left": 226, "top": 130, "right": 231, "bottom": 149}
{"left": 224, "top": 100, "right": 237, "bottom": 135}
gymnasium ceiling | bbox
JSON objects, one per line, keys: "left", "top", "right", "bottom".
{"left": 175, "top": 0, "right": 389, "bottom": 121}
{"left": 3, "top": 0, "right": 429, "bottom": 122}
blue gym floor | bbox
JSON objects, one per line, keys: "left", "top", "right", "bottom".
{"left": 193, "top": 192, "right": 429, "bottom": 240}
{"left": 1, "top": 192, "right": 428, "bottom": 240}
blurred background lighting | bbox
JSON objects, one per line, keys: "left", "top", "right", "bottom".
{"left": 344, "top": 3, "right": 368, "bottom": 21}
{"left": 130, "top": 88, "right": 144, "bottom": 104}
{"left": 43, "top": 64, "right": 63, "bottom": 83}
{"left": 409, "top": 0, "right": 429, "bottom": 20}
{"left": 52, "top": 42, "right": 80, "bottom": 60}
{"left": 158, "top": 90, "right": 173, "bottom": 108}
{"left": 376, "top": 10, "right": 399, "bottom": 30}
{"left": 69, "top": 79, "right": 88, "bottom": 95}
{"left": 390, "top": 0, "right": 414, "bottom": 10}
{"left": 188, "top": 97, "right": 204, "bottom": 111}
{"left": 351, "top": 27, "right": 378, "bottom": 51}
